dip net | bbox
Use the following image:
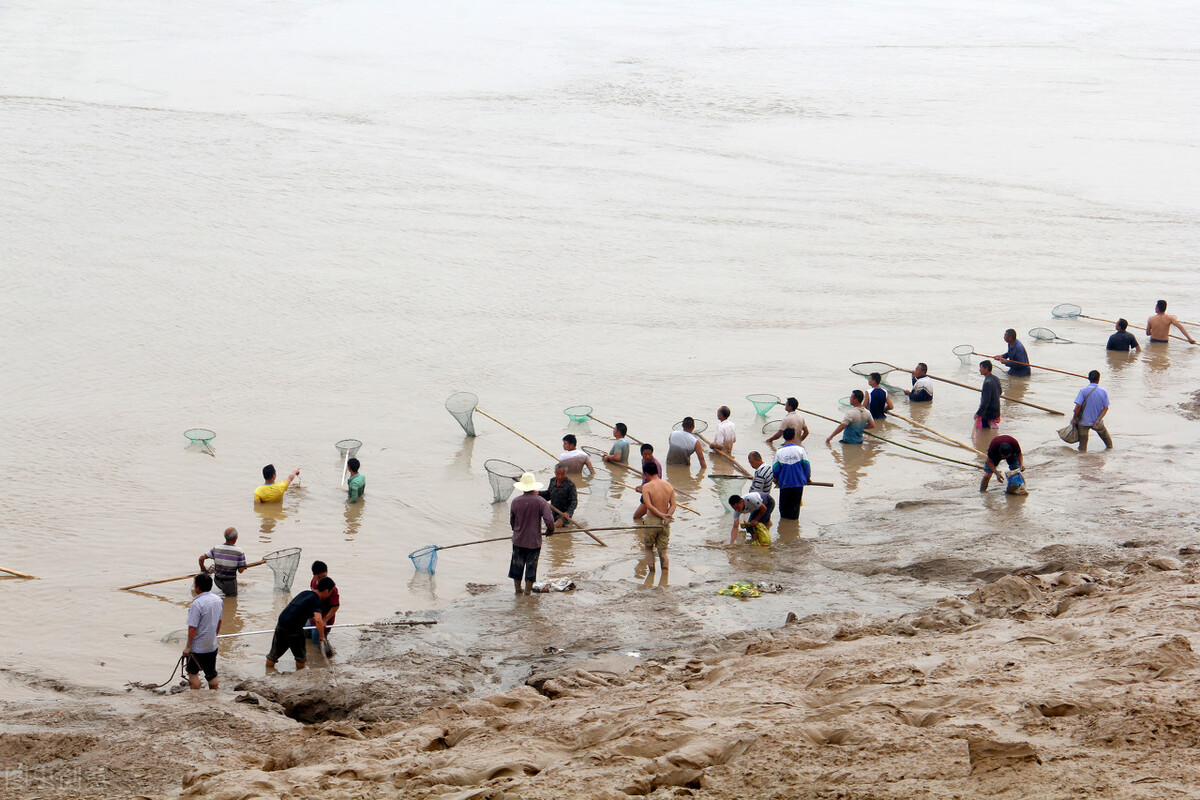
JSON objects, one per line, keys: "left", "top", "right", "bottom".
{"left": 746, "top": 394, "right": 781, "bottom": 417}
{"left": 849, "top": 362, "right": 904, "bottom": 394}
{"left": 264, "top": 547, "right": 302, "bottom": 591}
{"left": 762, "top": 419, "right": 782, "bottom": 435}
{"left": 446, "top": 392, "right": 479, "bottom": 436}
{"left": 708, "top": 474, "right": 748, "bottom": 513}
{"left": 183, "top": 428, "right": 216, "bottom": 455}
{"left": 1052, "top": 303, "right": 1083, "bottom": 318}
{"left": 1029, "top": 327, "right": 1071, "bottom": 343}
{"left": 953, "top": 344, "right": 976, "bottom": 365}
{"left": 335, "top": 438, "right": 362, "bottom": 458}
{"left": 484, "top": 459, "right": 525, "bottom": 503}
{"left": 672, "top": 419, "right": 709, "bottom": 435}
{"left": 409, "top": 545, "right": 438, "bottom": 574}
{"left": 563, "top": 405, "right": 592, "bottom": 422}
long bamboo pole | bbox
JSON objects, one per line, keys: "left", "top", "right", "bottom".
{"left": 586, "top": 414, "right": 645, "bottom": 445}
{"left": 799, "top": 406, "right": 984, "bottom": 471}
{"left": 880, "top": 363, "right": 1064, "bottom": 416}
{"left": 548, "top": 503, "right": 607, "bottom": 547}
{"left": 695, "top": 432, "right": 752, "bottom": 478}
{"left": 966, "top": 350, "right": 1088, "bottom": 380}
{"left": 887, "top": 409, "right": 985, "bottom": 457}
{"left": 217, "top": 620, "right": 438, "bottom": 640}
{"left": 1074, "top": 312, "right": 1195, "bottom": 345}
{"left": 0, "top": 566, "right": 37, "bottom": 580}
{"left": 119, "top": 559, "right": 267, "bottom": 592}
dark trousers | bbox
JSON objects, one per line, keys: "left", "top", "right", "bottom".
{"left": 779, "top": 486, "right": 804, "bottom": 520}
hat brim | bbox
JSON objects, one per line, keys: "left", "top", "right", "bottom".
{"left": 515, "top": 480, "right": 545, "bottom": 492}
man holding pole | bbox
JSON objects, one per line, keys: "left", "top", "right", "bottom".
{"left": 826, "top": 391, "right": 874, "bottom": 445}
{"left": 666, "top": 417, "right": 707, "bottom": 468}
{"left": 904, "top": 363, "right": 934, "bottom": 402}
{"left": 712, "top": 406, "right": 736, "bottom": 455}
{"left": 255, "top": 464, "right": 300, "bottom": 504}
{"left": 184, "top": 573, "right": 222, "bottom": 690}
{"left": 510, "top": 472, "right": 556, "bottom": 595}
{"left": 265, "top": 578, "right": 335, "bottom": 672}
{"left": 773, "top": 428, "right": 812, "bottom": 520}
{"left": 199, "top": 527, "right": 247, "bottom": 597}
{"left": 540, "top": 463, "right": 578, "bottom": 529}
{"left": 346, "top": 458, "right": 365, "bottom": 503}
{"left": 1146, "top": 300, "right": 1196, "bottom": 344}
{"left": 995, "top": 329, "right": 1032, "bottom": 377}
{"left": 604, "top": 423, "right": 631, "bottom": 464}
{"left": 766, "top": 397, "right": 809, "bottom": 444}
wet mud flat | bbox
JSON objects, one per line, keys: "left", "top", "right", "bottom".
{"left": 7, "top": 551, "right": 1200, "bottom": 799}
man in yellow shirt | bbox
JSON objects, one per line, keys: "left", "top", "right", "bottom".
{"left": 255, "top": 464, "right": 300, "bottom": 504}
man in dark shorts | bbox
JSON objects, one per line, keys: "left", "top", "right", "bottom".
{"left": 265, "top": 577, "right": 335, "bottom": 672}
{"left": 728, "top": 492, "right": 776, "bottom": 545}
{"left": 509, "top": 472, "right": 556, "bottom": 595}
{"left": 184, "top": 573, "right": 223, "bottom": 690}
{"left": 981, "top": 435, "right": 1024, "bottom": 493}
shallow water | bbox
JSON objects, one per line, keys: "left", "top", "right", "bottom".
{"left": 1, "top": 0, "right": 1199, "bottom": 693}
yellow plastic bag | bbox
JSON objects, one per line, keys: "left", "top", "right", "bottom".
{"left": 718, "top": 581, "right": 761, "bottom": 598}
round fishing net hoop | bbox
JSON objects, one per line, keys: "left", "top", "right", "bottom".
{"left": 335, "top": 438, "right": 362, "bottom": 457}
{"left": 952, "top": 344, "right": 976, "bottom": 366}
{"left": 848, "top": 362, "right": 896, "bottom": 377}
{"left": 563, "top": 405, "right": 593, "bottom": 423}
{"left": 581, "top": 445, "right": 608, "bottom": 460}
{"left": 183, "top": 428, "right": 215, "bottom": 443}
{"left": 1052, "top": 303, "right": 1082, "bottom": 319}
{"left": 1029, "top": 327, "right": 1069, "bottom": 343}
{"left": 762, "top": 419, "right": 782, "bottom": 435}
{"left": 445, "top": 392, "right": 479, "bottom": 437}
{"left": 745, "top": 394, "right": 781, "bottom": 417}
{"left": 708, "top": 474, "right": 748, "bottom": 513}
{"left": 672, "top": 419, "right": 709, "bottom": 435}
{"left": 483, "top": 459, "right": 525, "bottom": 503}
{"left": 263, "top": 547, "right": 302, "bottom": 591}
{"left": 838, "top": 396, "right": 852, "bottom": 408}
{"left": 409, "top": 545, "right": 438, "bottom": 574}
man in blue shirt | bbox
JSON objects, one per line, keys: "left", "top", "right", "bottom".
{"left": 1072, "top": 370, "right": 1112, "bottom": 452}
{"left": 995, "top": 329, "right": 1031, "bottom": 377}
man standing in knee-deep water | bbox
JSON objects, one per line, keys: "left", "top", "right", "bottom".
{"left": 975, "top": 360, "right": 1002, "bottom": 430}
{"left": 634, "top": 462, "right": 676, "bottom": 574}
{"left": 1072, "top": 370, "right": 1112, "bottom": 452}
{"left": 198, "top": 527, "right": 247, "bottom": 597}
{"left": 904, "top": 362, "right": 934, "bottom": 402}
{"left": 995, "top": 329, "right": 1032, "bottom": 377}
{"left": 826, "top": 391, "right": 874, "bottom": 445}
{"left": 345, "top": 458, "right": 365, "bottom": 503}
{"left": 981, "top": 435, "right": 1024, "bottom": 493}
{"left": 1106, "top": 319, "right": 1141, "bottom": 353}
{"left": 1146, "top": 300, "right": 1196, "bottom": 344}
{"left": 539, "top": 463, "right": 577, "bottom": 529}
{"left": 509, "top": 472, "right": 556, "bottom": 595}
{"left": 666, "top": 416, "right": 707, "bottom": 468}
{"left": 255, "top": 463, "right": 300, "bottom": 504}
{"left": 772, "top": 428, "right": 811, "bottom": 520}
{"left": 184, "top": 573, "right": 222, "bottom": 690}
{"left": 265, "top": 578, "right": 334, "bottom": 672}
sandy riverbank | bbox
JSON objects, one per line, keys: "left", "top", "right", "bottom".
{"left": 6, "top": 551, "right": 1200, "bottom": 799}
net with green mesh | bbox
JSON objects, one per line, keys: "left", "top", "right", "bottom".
{"left": 745, "top": 394, "right": 781, "bottom": 417}
{"left": 1029, "top": 327, "right": 1070, "bottom": 343}
{"left": 953, "top": 344, "right": 976, "bottom": 365}
{"left": 264, "top": 547, "right": 302, "bottom": 591}
{"left": 563, "top": 405, "right": 593, "bottom": 422}
{"left": 672, "top": 419, "right": 709, "bottom": 435}
{"left": 1052, "top": 303, "right": 1083, "bottom": 319}
{"left": 483, "top": 459, "right": 525, "bottom": 503}
{"left": 183, "top": 428, "right": 216, "bottom": 455}
{"left": 838, "top": 396, "right": 852, "bottom": 408}
{"left": 708, "top": 474, "right": 748, "bottom": 513}
{"left": 409, "top": 545, "right": 438, "bottom": 574}
{"left": 445, "top": 392, "right": 479, "bottom": 436}
{"left": 335, "top": 438, "right": 362, "bottom": 457}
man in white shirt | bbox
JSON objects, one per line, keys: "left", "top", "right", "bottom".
{"left": 184, "top": 573, "right": 224, "bottom": 690}
{"left": 712, "top": 406, "right": 736, "bottom": 455}
{"left": 904, "top": 363, "right": 934, "bottom": 402}
{"left": 666, "top": 417, "right": 707, "bottom": 467}
{"left": 766, "top": 397, "right": 809, "bottom": 444}
{"left": 559, "top": 434, "right": 594, "bottom": 477}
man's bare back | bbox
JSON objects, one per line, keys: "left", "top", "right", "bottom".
{"left": 638, "top": 477, "right": 677, "bottom": 520}
{"left": 1147, "top": 305, "right": 1196, "bottom": 344}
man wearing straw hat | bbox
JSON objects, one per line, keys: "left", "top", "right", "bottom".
{"left": 510, "top": 473, "right": 556, "bottom": 595}
{"left": 198, "top": 527, "right": 247, "bottom": 597}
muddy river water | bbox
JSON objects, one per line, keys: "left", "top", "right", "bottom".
{"left": 1, "top": 0, "right": 1199, "bottom": 694}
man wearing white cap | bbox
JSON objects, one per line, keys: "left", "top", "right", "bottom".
{"left": 509, "top": 473, "right": 556, "bottom": 595}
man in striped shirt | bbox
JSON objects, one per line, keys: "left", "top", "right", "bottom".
{"left": 747, "top": 451, "right": 774, "bottom": 495}
{"left": 199, "top": 527, "right": 248, "bottom": 597}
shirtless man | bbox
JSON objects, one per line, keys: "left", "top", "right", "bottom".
{"left": 1146, "top": 300, "right": 1196, "bottom": 344}
{"left": 633, "top": 462, "right": 677, "bottom": 574}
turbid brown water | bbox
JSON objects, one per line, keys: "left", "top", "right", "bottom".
{"left": 1, "top": 0, "right": 1199, "bottom": 698}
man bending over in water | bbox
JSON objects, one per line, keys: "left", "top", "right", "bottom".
{"left": 1146, "top": 300, "right": 1196, "bottom": 344}
{"left": 634, "top": 462, "right": 676, "bottom": 574}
